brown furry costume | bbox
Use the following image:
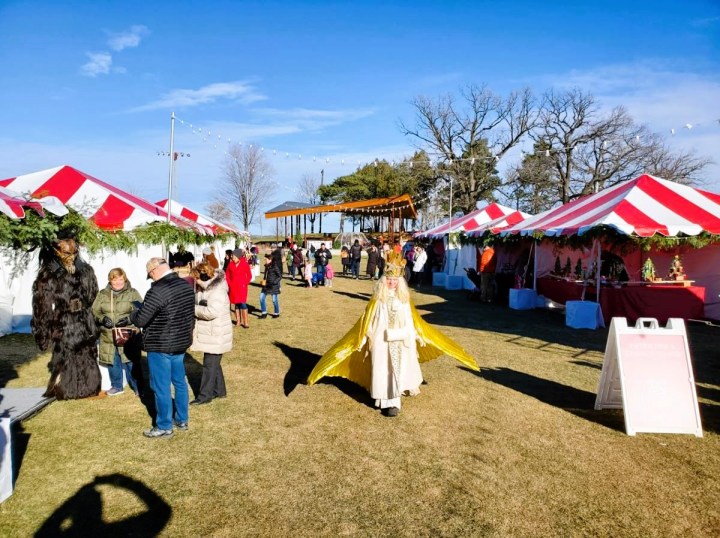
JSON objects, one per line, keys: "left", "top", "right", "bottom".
{"left": 33, "top": 237, "right": 101, "bottom": 399}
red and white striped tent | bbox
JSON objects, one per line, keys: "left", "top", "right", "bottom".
{"left": 0, "top": 165, "right": 213, "bottom": 233}
{"left": 466, "top": 210, "right": 531, "bottom": 236}
{"left": 497, "top": 174, "right": 720, "bottom": 320}
{"left": 415, "top": 202, "right": 522, "bottom": 239}
{"left": 156, "top": 199, "right": 246, "bottom": 236}
{"left": 0, "top": 185, "right": 69, "bottom": 219}
{"left": 500, "top": 174, "right": 720, "bottom": 237}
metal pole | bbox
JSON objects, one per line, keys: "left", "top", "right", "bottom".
{"left": 167, "top": 112, "right": 175, "bottom": 225}
{"left": 319, "top": 169, "right": 324, "bottom": 234}
{"left": 449, "top": 176, "right": 453, "bottom": 230}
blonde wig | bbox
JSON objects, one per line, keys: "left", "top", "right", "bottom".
{"left": 374, "top": 274, "right": 410, "bottom": 304}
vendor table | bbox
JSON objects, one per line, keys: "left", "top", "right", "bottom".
{"left": 537, "top": 278, "right": 705, "bottom": 324}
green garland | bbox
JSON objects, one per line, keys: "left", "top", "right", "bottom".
{"left": 0, "top": 208, "right": 239, "bottom": 254}
{"left": 454, "top": 225, "right": 720, "bottom": 252}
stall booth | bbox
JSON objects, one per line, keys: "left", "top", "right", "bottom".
{"left": 414, "top": 203, "right": 529, "bottom": 291}
{"left": 496, "top": 174, "right": 720, "bottom": 327}
{"left": 0, "top": 165, "right": 240, "bottom": 335}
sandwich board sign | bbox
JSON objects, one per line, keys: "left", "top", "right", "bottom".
{"left": 595, "top": 317, "right": 703, "bottom": 437}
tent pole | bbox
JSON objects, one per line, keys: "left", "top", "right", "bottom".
{"left": 532, "top": 240, "right": 538, "bottom": 291}
{"left": 596, "top": 239, "right": 601, "bottom": 303}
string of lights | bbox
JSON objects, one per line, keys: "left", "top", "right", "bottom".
{"left": 176, "top": 114, "right": 719, "bottom": 171}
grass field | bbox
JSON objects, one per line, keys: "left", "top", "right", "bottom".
{"left": 1, "top": 261, "right": 719, "bottom": 537}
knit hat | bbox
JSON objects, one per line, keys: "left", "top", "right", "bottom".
{"left": 233, "top": 248, "right": 243, "bottom": 258}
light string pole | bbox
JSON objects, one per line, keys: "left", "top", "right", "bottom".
{"left": 158, "top": 111, "right": 190, "bottom": 225}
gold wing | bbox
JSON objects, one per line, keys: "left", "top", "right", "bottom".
{"left": 411, "top": 302, "right": 479, "bottom": 371}
{"left": 307, "top": 297, "right": 478, "bottom": 393}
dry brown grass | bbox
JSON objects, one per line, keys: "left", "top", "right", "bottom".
{"left": 1, "top": 259, "right": 719, "bottom": 537}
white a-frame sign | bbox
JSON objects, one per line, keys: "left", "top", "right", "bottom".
{"left": 595, "top": 317, "right": 703, "bottom": 437}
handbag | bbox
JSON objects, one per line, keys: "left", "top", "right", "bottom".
{"left": 112, "top": 327, "right": 135, "bottom": 347}
{"left": 110, "top": 291, "right": 137, "bottom": 347}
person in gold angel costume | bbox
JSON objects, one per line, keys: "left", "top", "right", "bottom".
{"left": 307, "top": 251, "right": 478, "bottom": 417}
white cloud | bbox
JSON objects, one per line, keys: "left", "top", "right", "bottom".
{"left": 691, "top": 16, "right": 720, "bottom": 28}
{"left": 80, "top": 52, "right": 113, "bottom": 77}
{"left": 107, "top": 25, "right": 149, "bottom": 51}
{"left": 251, "top": 107, "right": 376, "bottom": 130}
{"left": 131, "top": 81, "right": 267, "bottom": 112}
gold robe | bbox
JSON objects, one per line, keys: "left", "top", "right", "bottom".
{"left": 307, "top": 297, "right": 479, "bottom": 393}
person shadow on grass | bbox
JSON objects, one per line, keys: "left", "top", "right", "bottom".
{"left": 34, "top": 473, "right": 171, "bottom": 537}
{"left": 274, "top": 341, "right": 374, "bottom": 408}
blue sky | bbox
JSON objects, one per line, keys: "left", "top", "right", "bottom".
{"left": 0, "top": 0, "right": 718, "bottom": 235}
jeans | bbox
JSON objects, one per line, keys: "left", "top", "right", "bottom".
{"left": 108, "top": 348, "right": 138, "bottom": 394}
{"left": 351, "top": 259, "right": 360, "bottom": 278}
{"left": 316, "top": 264, "right": 326, "bottom": 285}
{"left": 259, "top": 292, "right": 279, "bottom": 314}
{"left": 147, "top": 351, "right": 189, "bottom": 430}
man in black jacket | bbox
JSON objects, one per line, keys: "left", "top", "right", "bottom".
{"left": 314, "top": 243, "right": 332, "bottom": 286}
{"left": 349, "top": 239, "right": 362, "bottom": 279}
{"left": 130, "top": 257, "right": 195, "bottom": 438}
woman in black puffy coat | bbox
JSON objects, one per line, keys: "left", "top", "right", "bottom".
{"left": 259, "top": 249, "right": 283, "bottom": 318}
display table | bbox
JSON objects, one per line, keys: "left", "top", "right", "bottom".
{"left": 537, "top": 278, "right": 705, "bottom": 324}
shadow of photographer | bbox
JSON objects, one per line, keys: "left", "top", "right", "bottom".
{"left": 34, "top": 473, "right": 171, "bottom": 537}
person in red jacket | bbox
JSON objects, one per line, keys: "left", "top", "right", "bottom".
{"left": 479, "top": 245, "right": 497, "bottom": 303}
{"left": 225, "top": 248, "right": 253, "bottom": 328}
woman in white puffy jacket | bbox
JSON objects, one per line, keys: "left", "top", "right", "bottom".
{"left": 411, "top": 246, "right": 427, "bottom": 288}
{"left": 189, "top": 262, "right": 233, "bottom": 405}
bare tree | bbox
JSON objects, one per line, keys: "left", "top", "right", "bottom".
{"left": 205, "top": 200, "right": 233, "bottom": 224}
{"left": 529, "top": 88, "right": 711, "bottom": 205}
{"left": 298, "top": 173, "right": 321, "bottom": 233}
{"left": 215, "top": 143, "right": 275, "bottom": 231}
{"left": 399, "top": 84, "right": 535, "bottom": 213}
{"left": 498, "top": 140, "right": 557, "bottom": 213}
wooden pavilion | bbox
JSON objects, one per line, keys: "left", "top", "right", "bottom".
{"left": 264, "top": 194, "right": 417, "bottom": 243}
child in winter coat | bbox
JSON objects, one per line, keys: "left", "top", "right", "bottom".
{"left": 304, "top": 258, "right": 314, "bottom": 288}
{"left": 325, "top": 263, "right": 334, "bottom": 287}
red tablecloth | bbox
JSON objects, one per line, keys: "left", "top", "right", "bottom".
{"left": 537, "top": 278, "right": 705, "bottom": 324}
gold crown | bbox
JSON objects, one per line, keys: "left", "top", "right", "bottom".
{"left": 384, "top": 251, "right": 406, "bottom": 277}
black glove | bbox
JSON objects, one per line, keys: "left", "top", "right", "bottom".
{"left": 198, "top": 299, "right": 208, "bottom": 307}
{"left": 132, "top": 301, "right": 143, "bottom": 310}
{"left": 115, "top": 316, "right": 130, "bottom": 327}
{"left": 101, "top": 316, "right": 114, "bottom": 329}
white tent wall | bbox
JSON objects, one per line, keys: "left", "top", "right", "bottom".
{"left": 0, "top": 237, "right": 237, "bottom": 336}
{"left": 440, "top": 237, "right": 478, "bottom": 290}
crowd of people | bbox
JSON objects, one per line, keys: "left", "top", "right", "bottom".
{"left": 87, "top": 234, "right": 480, "bottom": 437}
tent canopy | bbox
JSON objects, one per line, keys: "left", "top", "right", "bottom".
{"left": 415, "top": 202, "right": 525, "bottom": 239}
{"left": 156, "top": 199, "right": 247, "bottom": 236}
{"left": 0, "top": 165, "right": 213, "bottom": 233}
{"left": 466, "top": 210, "right": 531, "bottom": 236}
{"left": 264, "top": 194, "right": 417, "bottom": 220}
{"left": 0, "top": 185, "right": 64, "bottom": 219}
{"left": 500, "top": 174, "right": 720, "bottom": 238}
